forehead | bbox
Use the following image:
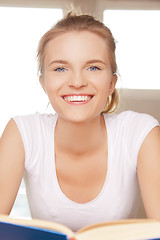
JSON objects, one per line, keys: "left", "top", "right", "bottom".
{"left": 44, "top": 31, "right": 110, "bottom": 64}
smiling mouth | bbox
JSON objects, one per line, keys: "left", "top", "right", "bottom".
{"left": 62, "top": 95, "right": 94, "bottom": 103}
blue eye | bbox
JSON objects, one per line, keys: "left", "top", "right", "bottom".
{"left": 54, "top": 67, "right": 67, "bottom": 72}
{"left": 88, "top": 66, "right": 100, "bottom": 71}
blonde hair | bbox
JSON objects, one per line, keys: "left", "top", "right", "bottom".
{"left": 37, "top": 12, "right": 119, "bottom": 113}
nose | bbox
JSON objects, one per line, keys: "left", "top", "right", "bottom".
{"left": 68, "top": 72, "right": 88, "bottom": 88}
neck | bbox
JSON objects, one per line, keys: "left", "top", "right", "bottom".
{"left": 54, "top": 114, "right": 107, "bottom": 157}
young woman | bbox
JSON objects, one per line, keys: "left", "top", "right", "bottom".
{"left": 0, "top": 12, "right": 160, "bottom": 232}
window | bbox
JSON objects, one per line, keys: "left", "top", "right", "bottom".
{"left": 0, "top": 6, "right": 63, "bottom": 218}
{"left": 0, "top": 7, "right": 62, "bottom": 135}
{"left": 104, "top": 10, "right": 160, "bottom": 89}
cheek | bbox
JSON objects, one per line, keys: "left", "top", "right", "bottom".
{"left": 44, "top": 75, "right": 60, "bottom": 94}
{"left": 95, "top": 77, "right": 113, "bottom": 107}
{"left": 93, "top": 75, "right": 112, "bottom": 94}
{"left": 100, "top": 87, "right": 110, "bottom": 104}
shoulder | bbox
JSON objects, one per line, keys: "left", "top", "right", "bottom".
{"left": 103, "top": 111, "right": 159, "bottom": 164}
{"left": 11, "top": 113, "right": 58, "bottom": 171}
{"left": 0, "top": 118, "right": 25, "bottom": 171}
{"left": 103, "top": 110, "right": 159, "bottom": 129}
{"left": 0, "top": 118, "right": 23, "bottom": 144}
{"left": 12, "top": 112, "right": 58, "bottom": 151}
{"left": 13, "top": 112, "right": 58, "bottom": 130}
{"left": 13, "top": 112, "right": 57, "bottom": 123}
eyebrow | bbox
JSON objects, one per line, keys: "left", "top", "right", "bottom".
{"left": 85, "top": 59, "right": 107, "bottom": 66}
{"left": 48, "top": 60, "right": 68, "bottom": 66}
{"left": 48, "top": 59, "right": 107, "bottom": 67}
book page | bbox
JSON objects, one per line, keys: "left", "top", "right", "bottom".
{"left": 76, "top": 220, "right": 160, "bottom": 240}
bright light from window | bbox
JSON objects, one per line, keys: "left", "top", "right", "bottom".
{"left": 103, "top": 10, "right": 160, "bottom": 90}
{"left": 0, "top": 7, "right": 63, "bottom": 135}
{"left": 0, "top": 6, "right": 63, "bottom": 219}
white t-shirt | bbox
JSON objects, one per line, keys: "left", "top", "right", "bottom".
{"left": 13, "top": 111, "right": 159, "bottom": 231}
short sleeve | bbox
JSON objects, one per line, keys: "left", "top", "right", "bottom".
{"left": 123, "top": 111, "right": 159, "bottom": 167}
{"left": 13, "top": 114, "right": 43, "bottom": 173}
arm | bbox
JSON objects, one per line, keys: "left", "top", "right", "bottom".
{"left": 0, "top": 119, "right": 25, "bottom": 214}
{"left": 137, "top": 126, "right": 160, "bottom": 220}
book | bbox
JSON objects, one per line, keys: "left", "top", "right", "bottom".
{"left": 0, "top": 214, "right": 160, "bottom": 240}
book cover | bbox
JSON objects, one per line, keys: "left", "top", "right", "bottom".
{"left": 0, "top": 221, "right": 69, "bottom": 240}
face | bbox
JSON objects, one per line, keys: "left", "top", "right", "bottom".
{"left": 40, "top": 31, "right": 117, "bottom": 123}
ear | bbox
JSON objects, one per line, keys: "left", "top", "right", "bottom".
{"left": 39, "top": 75, "right": 47, "bottom": 94}
{"left": 109, "top": 74, "right": 117, "bottom": 95}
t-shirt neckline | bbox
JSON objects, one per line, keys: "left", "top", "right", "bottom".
{"left": 52, "top": 113, "right": 111, "bottom": 206}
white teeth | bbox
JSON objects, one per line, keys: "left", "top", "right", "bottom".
{"left": 64, "top": 95, "right": 92, "bottom": 102}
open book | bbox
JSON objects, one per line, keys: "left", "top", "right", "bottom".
{"left": 0, "top": 214, "right": 160, "bottom": 240}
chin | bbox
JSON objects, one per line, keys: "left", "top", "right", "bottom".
{"left": 65, "top": 116, "right": 90, "bottom": 123}
{"left": 58, "top": 111, "right": 100, "bottom": 124}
